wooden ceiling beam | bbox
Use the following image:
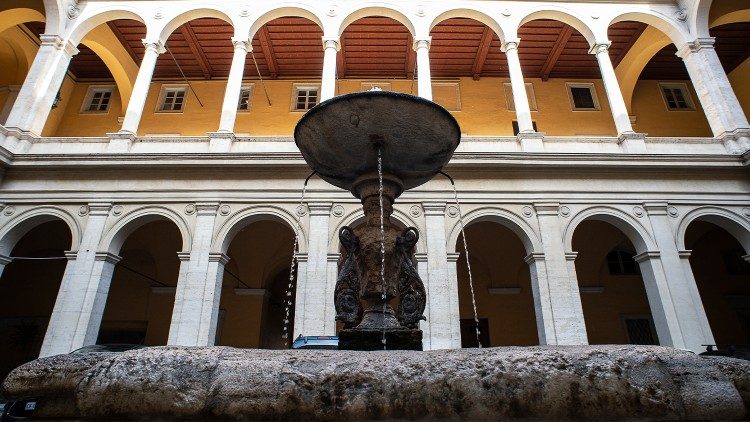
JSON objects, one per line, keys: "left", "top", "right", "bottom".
{"left": 405, "top": 33, "right": 416, "bottom": 79}
{"left": 258, "top": 26, "right": 279, "bottom": 79}
{"left": 726, "top": 43, "right": 750, "bottom": 72}
{"left": 540, "top": 24, "right": 573, "bottom": 81}
{"left": 337, "top": 37, "right": 347, "bottom": 78}
{"left": 472, "top": 26, "right": 494, "bottom": 80}
{"left": 107, "top": 21, "right": 141, "bottom": 64}
{"left": 611, "top": 24, "right": 647, "bottom": 68}
{"left": 180, "top": 23, "right": 212, "bottom": 79}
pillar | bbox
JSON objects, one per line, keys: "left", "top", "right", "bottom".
{"left": 320, "top": 38, "right": 339, "bottom": 102}
{"left": 297, "top": 203, "right": 332, "bottom": 336}
{"left": 119, "top": 40, "right": 165, "bottom": 135}
{"left": 217, "top": 38, "right": 250, "bottom": 133}
{"left": 640, "top": 203, "right": 714, "bottom": 352}
{"left": 502, "top": 39, "right": 534, "bottom": 133}
{"left": 4, "top": 35, "right": 78, "bottom": 136}
{"left": 414, "top": 39, "right": 432, "bottom": 101}
{"left": 423, "top": 202, "right": 458, "bottom": 349}
{"left": 524, "top": 252, "right": 556, "bottom": 345}
{"left": 39, "top": 203, "right": 112, "bottom": 356}
{"left": 534, "top": 203, "right": 588, "bottom": 344}
{"left": 591, "top": 42, "right": 636, "bottom": 136}
{"left": 324, "top": 253, "right": 340, "bottom": 335}
{"left": 168, "top": 203, "right": 222, "bottom": 346}
{"left": 415, "top": 252, "right": 431, "bottom": 349}
{"left": 292, "top": 253, "right": 308, "bottom": 339}
{"left": 677, "top": 38, "right": 750, "bottom": 153}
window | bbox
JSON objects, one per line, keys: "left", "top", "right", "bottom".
{"left": 432, "top": 82, "right": 461, "bottom": 111}
{"left": 81, "top": 86, "right": 114, "bottom": 113}
{"left": 566, "top": 83, "right": 600, "bottom": 111}
{"left": 659, "top": 83, "right": 695, "bottom": 111}
{"left": 292, "top": 85, "right": 319, "bottom": 111}
{"left": 504, "top": 83, "right": 537, "bottom": 111}
{"left": 622, "top": 316, "right": 658, "bottom": 345}
{"left": 607, "top": 248, "right": 639, "bottom": 275}
{"left": 238, "top": 85, "right": 254, "bottom": 111}
{"left": 157, "top": 86, "right": 188, "bottom": 112}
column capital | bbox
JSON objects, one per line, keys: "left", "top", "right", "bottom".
{"left": 523, "top": 252, "right": 545, "bottom": 264}
{"left": 501, "top": 38, "right": 521, "bottom": 52}
{"left": 322, "top": 37, "right": 340, "bottom": 51}
{"left": 308, "top": 202, "right": 333, "bottom": 215}
{"left": 142, "top": 39, "right": 166, "bottom": 54}
{"left": 327, "top": 253, "right": 340, "bottom": 262}
{"left": 534, "top": 202, "right": 560, "bottom": 215}
{"left": 194, "top": 202, "right": 220, "bottom": 215}
{"left": 230, "top": 38, "right": 251, "bottom": 51}
{"left": 87, "top": 202, "right": 112, "bottom": 216}
{"left": 177, "top": 251, "right": 191, "bottom": 261}
{"left": 414, "top": 252, "right": 428, "bottom": 263}
{"left": 0, "top": 254, "right": 12, "bottom": 265}
{"left": 678, "top": 250, "right": 692, "bottom": 259}
{"left": 413, "top": 38, "right": 431, "bottom": 51}
{"left": 447, "top": 252, "right": 460, "bottom": 263}
{"left": 564, "top": 252, "right": 578, "bottom": 261}
{"left": 208, "top": 252, "right": 230, "bottom": 265}
{"left": 422, "top": 202, "right": 446, "bottom": 215}
{"left": 676, "top": 37, "right": 715, "bottom": 58}
{"left": 588, "top": 41, "right": 611, "bottom": 55}
{"left": 94, "top": 252, "right": 122, "bottom": 264}
{"left": 295, "top": 252, "right": 309, "bottom": 263}
{"left": 64, "top": 250, "right": 78, "bottom": 260}
{"left": 634, "top": 250, "right": 660, "bottom": 263}
{"left": 39, "top": 34, "right": 64, "bottom": 48}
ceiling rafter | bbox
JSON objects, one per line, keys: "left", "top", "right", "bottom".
{"left": 107, "top": 21, "right": 140, "bottom": 64}
{"left": 258, "top": 26, "right": 278, "bottom": 79}
{"left": 337, "top": 37, "right": 347, "bottom": 78}
{"left": 540, "top": 24, "right": 573, "bottom": 81}
{"left": 180, "top": 23, "right": 212, "bottom": 79}
{"left": 611, "top": 24, "right": 647, "bottom": 68}
{"left": 472, "top": 27, "right": 495, "bottom": 80}
{"left": 405, "top": 33, "right": 416, "bottom": 79}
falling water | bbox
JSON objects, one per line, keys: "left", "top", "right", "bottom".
{"left": 378, "top": 148, "right": 387, "bottom": 350}
{"left": 446, "top": 174, "right": 482, "bottom": 348}
{"left": 282, "top": 172, "right": 314, "bottom": 347}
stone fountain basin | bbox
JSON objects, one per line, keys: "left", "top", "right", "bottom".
{"left": 3, "top": 345, "right": 749, "bottom": 420}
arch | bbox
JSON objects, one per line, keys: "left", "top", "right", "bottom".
{"left": 676, "top": 207, "right": 750, "bottom": 252}
{"left": 693, "top": 0, "right": 714, "bottom": 38}
{"left": 613, "top": 26, "right": 672, "bottom": 113}
{"left": 710, "top": 10, "right": 750, "bottom": 28}
{"left": 248, "top": 5, "right": 324, "bottom": 41}
{"left": 156, "top": 8, "right": 235, "bottom": 44}
{"left": 213, "top": 205, "right": 306, "bottom": 254}
{"left": 517, "top": 6, "right": 596, "bottom": 46}
{"left": 41, "top": 0, "right": 62, "bottom": 35}
{"left": 0, "top": 6, "right": 45, "bottom": 34}
{"left": 608, "top": 11, "right": 690, "bottom": 47}
{"left": 0, "top": 29, "right": 38, "bottom": 85}
{"left": 68, "top": 7, "right": 146, "bottom": 45}
{"left": 337, "top": 5, "right": 416, "bottom": 38}
{"left": 564, "top": 207, "right": 657, "bottom": 254}
{"left": 99, "top": 207, "right": 191, "bottom": 255}
{"left": 0, "top": 207, "right": 81, "bottom": 256}
{"left": 328, "top": 207, "right": 425, "bottom": 254}
{"left": 428, "top": 9, "right": 504, "bottom": 43}
{"left": 447, "top": 207, "right": 542, "bottom": 255}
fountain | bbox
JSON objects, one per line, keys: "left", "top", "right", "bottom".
{"left": 295, "top": 90, "right": 460, "bottom": 350}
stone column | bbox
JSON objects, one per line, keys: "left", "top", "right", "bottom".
{"left": 414, "top": 39, "right": 433, "bottom": 101}
{"left": 502, "top": 39, "right": 534, "bottom": 134}
{"left": 4, "top": 35, "right": 78, "bottom": 138}
{"left": 414, "top": 252, "right": 431, "bottom": 348}
{"left": 297, "top": 203, "right": 332, "bottom": 336}
{"left": 118, "top": 40, "right": 165, "bottom": 135}
{"left": 39, "top": 203, "right": 112, "bottom": 356}
{"left": 320, "top": 38, "right": 340, "bottom": 102}
{"left": 168, "top": 203, "right": 221, "bottom": 346}
{"left": 446, "top": 252, "right": 462, "bottom": 348}
{"left": 524, "top": 252, "right": 556, "bottom": 345}
{"left": 677, "top": 38, "right": 750, "bottom": 153}
{"left": 292, "top": 253, "right": 308, "bottom": 339}
{"left": 639, "top": 203, "right": 714, "bottom": 352}
{"left": 423, "top": 203, "right": 458, "bottom": 349}
{"left": 324, "top": 253, "right": 340, "bottom": 335}
{"left": 216, "top": 38, "right": 250, "bottom": 133}
{"left": 678, "top": 249, "right": 715, "bottom": 346}
{"left": 534, "top": 203, "right": 588, "bottom": 345}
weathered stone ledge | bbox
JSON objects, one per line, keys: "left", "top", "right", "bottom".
{"left": 2, "top": 345, "right": 749, "bottom": 420}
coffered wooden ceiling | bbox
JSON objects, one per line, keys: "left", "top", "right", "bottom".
{"left": 22, "top": 17, "right": 750, "bottom": 82}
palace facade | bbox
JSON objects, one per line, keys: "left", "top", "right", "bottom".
{"left": 0, "top": 0, "right": 749, "bottom": 378}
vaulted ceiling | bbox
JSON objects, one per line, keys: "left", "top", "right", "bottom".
{"left": 22, "top": 18, "right": 750, "bottom": 82}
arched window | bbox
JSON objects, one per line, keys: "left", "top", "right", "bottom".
{"left": 606, "top": 247, "right": 639, "bottom": 275}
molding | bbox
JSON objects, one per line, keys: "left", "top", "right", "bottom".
{"left": 422, "top": 202, "right": 446, "bottom": 215}
{"left": 94, "top": 252, "right": 122, "bottom": 264}
{"left": 209, "top": 252, "right": 230, "bottom": 265}
{"left": 678, "top": 250, "right": 692, "bottom": 259}
{"left": 64, "top": 251, "right": 78, "bottom": 260}
{"left": 643, "top": 202, "right": 669, "bottom": 215}
{"left": 565, "top": 252, "right": 578, "bottom": 261}
{"left": 87, "top": 202, "right": 113, "bottom": 216}
{"left": 0, "top": 254, "right": 12, "bottom": 265}
{"left": 524, "top": 252, "right": 545, "bottom": 264}
{"left": 177, "top": 252, "right": 191, "bottom": 261}
{"left": 633, "top": 251, "right": 660, "bottom": 263}
{"left": 327, "top": 253, "right": 340, "bottom": 262}
{"left": 308, "top": 202, "right": 333, "bottom": 215}
{"left": 414, "top": 252, "right": 428, "bottom": 263}
{"left": 447, "top": 252, "right": 460, "bottom": 263}
{"left": 534, "top": 202, "right": 559, "bottom": 215}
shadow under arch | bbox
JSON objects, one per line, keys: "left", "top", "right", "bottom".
{"left": 516, "top": 6, "right": 596, "bottom": 46}
{"left": 213, "top": 205, "right": 306, "bottom": 254}
{"left": 0, "top": 207, "right": 81, "bottom": 257}
{"left": 427, "top": 8, "right": 504, "bottom": 42}
{"left": 248, "top": 4, "right": 324, "bottom": 41}
{"left": 563, "top": 207, "right": 657, "bottom": 255}
{"left": 99, "top": 207, "right": 191, "bottom": 255}
{"left": 154, "top": 8, "right": 236, "bottom": 44}
{"left": 336, "top": 5, "right": 417, "bottom": 38}
{"left": 446, "top": 207, "right": 541, "bottom": 255}
{"left": 676, "top": 207, "right": 750, "bottom": 252}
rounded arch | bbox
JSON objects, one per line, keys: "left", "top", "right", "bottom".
{"left": 248, "top": 5, "right": 324, "bottom": 41}
{"left": 428, "top": 8, "right": 504, "bottom": 42}
{"left": 710, "top": 9, "right": 750, "bottom": 28}
{"left": 517, "top": 6, "right": 596, "bottom": 46}
{"left": 68, "top": 7, "right": 146, "bottom": 45}
{"left": 79, "top": 27, "right": 140, "bottom": 111}
{"left": 99, "top": 207, "right": 191, "bottom": 255}
{"left": 213, "top": 205, "right": 306, "bottom": 254}
{"left": 41, "top": 0, "right": 62, "bottom": 34}
{"left": 337, "top": 5, "right": 416, "bottom": 38}
{"left": 155, "top": 8, "right": 235, "bottom": 44}
{"left": 328, "top": 207, "right": 425, "bottom": 254}
{"left": 608, "top": 11, "right": 690, "bottom": 47}
{"left": 0, "top": 30, "right": 37, "bottom": 85}
{"left": 564, "top": 207, "right": 657, "bottom": 254}
{"left": 693, "top": 0, "right": 714, "bottom": 37}
{"left": 0, "top": 207, "right": 81, "bottom": 256}
{"left": 676, "top": 207, "right": 750, "bottom": 252}
{"left": 447, "top": 207, "right": 542, "bottom": 255}
{"left": 0, "top": 6, "right": 45, "bottom": 34}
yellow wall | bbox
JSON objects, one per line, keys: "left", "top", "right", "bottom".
{"left": 631, "top": 80, "right": 712, "bottom": 137}
{"left": 729, "top": 57, "right": 750, "bottom": 120}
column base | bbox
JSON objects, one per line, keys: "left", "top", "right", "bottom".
{"left": 338, "top": 328, "right": 423, "bottom": 351}
{"left": 106, "top": 131, "right": 136, "bottom": 153}
{"left": 207, "top": 131, "right": 235, "bottom": 153}
{"left": 618, "top": 132, "right": 647, "bottom": 154}
{"left": 717, "top": 128, "right": 750, "bottom": 154}
{"left": 516, "top": 131, "right": 544, "bottom": 152}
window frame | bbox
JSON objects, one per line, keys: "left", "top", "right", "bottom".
{"left": 80, "top": 85, "right": 115, "bottom": 114}
{"left": 620, "top": 314, "right": 658, "bottom": 345}
{"left": 565, "top": 82, "right": 600, "bottom": 111}
{"left": 156, "top": 84, "right": 189, "bottom": 113}
{"left": 503, "top": 82, "right": 537, "bottom": 112}
{"left": 432, "top": 81, "right": 462, "bottom": 112}
{"left": 290, "top": 83, "right": 321, "bottom": 112}
{"left": 237, "top": 84, "right": 255, "bottom": 112}
{"left": 659, "top": 82, "right": 696, "bottom": 111}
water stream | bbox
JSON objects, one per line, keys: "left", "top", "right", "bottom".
{"left": 378, "top": 148, "right": 387, "bottom": 349}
